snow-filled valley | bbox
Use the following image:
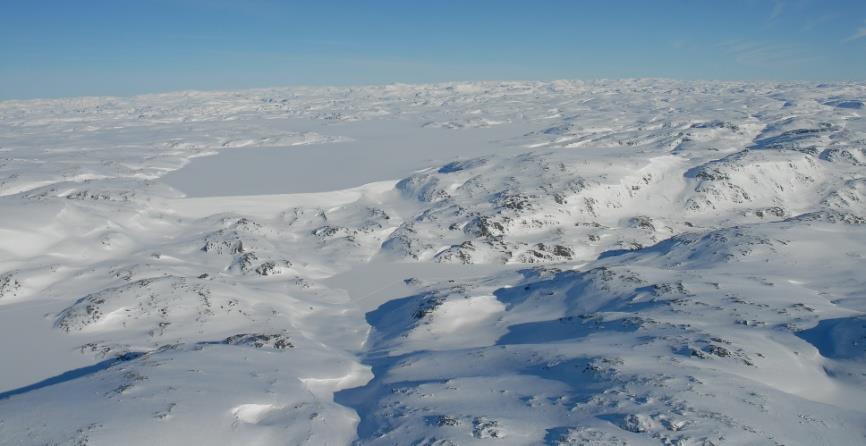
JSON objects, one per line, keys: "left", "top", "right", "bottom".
{"left": 0, "top": 79, "right": 865, "bottom": 445}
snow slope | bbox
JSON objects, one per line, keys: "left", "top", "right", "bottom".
{"left": 0, "top": 79, "right": 865, "bottom": 445}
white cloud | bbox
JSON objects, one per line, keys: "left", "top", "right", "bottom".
{"left": 802, "top": 13, "right": 836, "bottom": 32}
{"left": 842, "top": 21, "right": 866, "bottom": 43}
{"left": 770, "top": 0, "right": 785, "bottom": 20}
{"left": 719, "top": 40, "right": 814, "bottom": 67}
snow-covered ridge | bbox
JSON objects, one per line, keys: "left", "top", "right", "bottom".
{"left": 1, "top": 79, "right": 865, "bottom": 445}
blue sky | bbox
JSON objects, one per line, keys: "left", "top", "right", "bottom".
{"left": 1, "top": 0, "right": 865, "bottom": 99}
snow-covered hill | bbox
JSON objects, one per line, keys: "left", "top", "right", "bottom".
{"left": 0, "top": 79, "right": 864, "bottom": 445}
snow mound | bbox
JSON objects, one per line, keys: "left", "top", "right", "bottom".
{"left": 1, "top": 79, "right": 865, "bottom": 445}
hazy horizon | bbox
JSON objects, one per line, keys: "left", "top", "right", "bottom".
{"left": 2, "top": 0, "right": 865, "bottom": 100}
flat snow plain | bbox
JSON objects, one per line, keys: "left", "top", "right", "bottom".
{"left": 1, "top": 80, "right": 865, "bottom": 445}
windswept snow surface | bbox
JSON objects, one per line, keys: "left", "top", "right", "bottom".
{"left": 1, "top": 79, "right": 865, "bottom": 445}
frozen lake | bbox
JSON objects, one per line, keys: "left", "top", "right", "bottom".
{"left": 161, "top": 118, "right": 535, "bottom": 197}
